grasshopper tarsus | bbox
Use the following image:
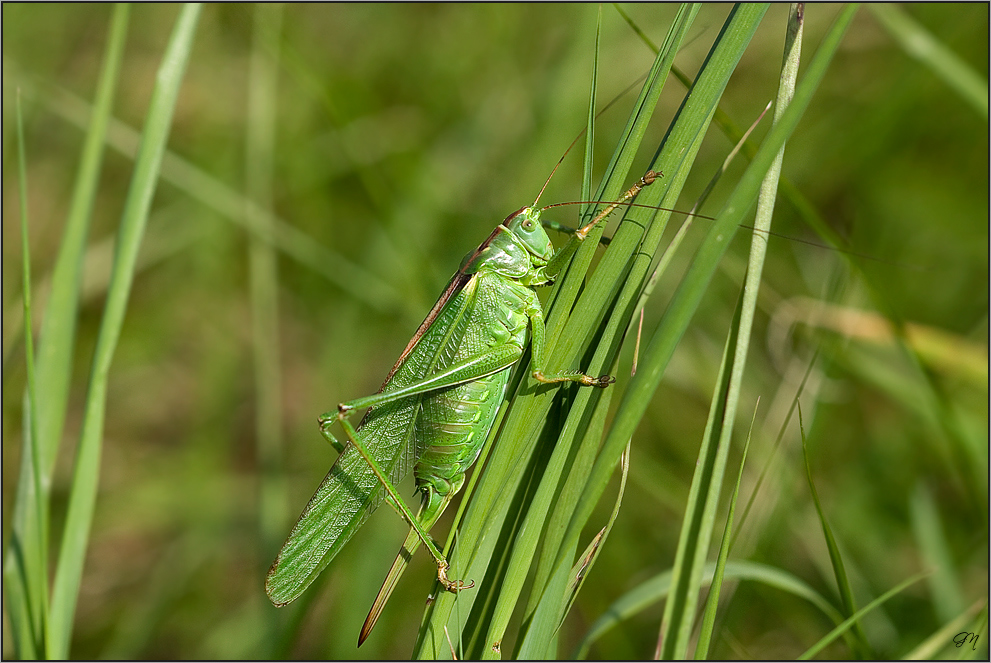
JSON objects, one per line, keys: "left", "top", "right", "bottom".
{"left": 437, "top": 561, "right": 474, "bottom": 593}
{"left": 590, "top": 374, "right": 616, "bottom": 388}
{"left": 641, "top": 169, "right": 662, "bottom": 186}
{"left": 576, "top": 373, "right": 616, "bottom": 388}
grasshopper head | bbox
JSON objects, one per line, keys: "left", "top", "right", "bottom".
{"left": 505, "top": 207, "right": 554, "bottom": 263}
{"left": 461, "top": 207, "right": 555, "bottom": 283}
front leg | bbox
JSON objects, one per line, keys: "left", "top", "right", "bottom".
{"left": 320, "top": 344, "right": 523, "bottom": 421}
{"left": 525, "top": 292, "right": 615, "bottom": 388}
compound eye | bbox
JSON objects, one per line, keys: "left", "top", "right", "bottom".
{"left": 521, "top": 218, "right": 535, "bottom": 230}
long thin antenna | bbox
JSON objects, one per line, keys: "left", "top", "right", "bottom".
{"left": 540, "top": 199, "right": 712, "bottom": 221}
{"left": 531, "top": 73, "right": 651, "bottom": 208}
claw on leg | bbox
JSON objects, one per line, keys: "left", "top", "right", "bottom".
{"left": 579, "top": 373, "right": 615, "bottom": 388}
{"left": 437, "top": 561, "right": 475, "bottom": 593}
{"left": 591, "top": 374, "right": 616, "bottom": 388}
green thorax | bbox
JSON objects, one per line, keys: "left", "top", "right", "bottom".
{"left": 411, "top": 206, "right": 557, "bottom": 525}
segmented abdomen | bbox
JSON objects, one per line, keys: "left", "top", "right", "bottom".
{"left": 411, "top": 269, "right": 532, "bottom": 524}
{"left": 414, "top": 368, "right": 509, "bottom": 497}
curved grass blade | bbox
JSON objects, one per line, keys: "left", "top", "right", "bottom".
{"left": 558, "top": 440, "right": 631, "bottom": 635}
{"left": 904, "top": 599, "right": 987, "bottom": 660}
{"left": 693, "top": 401, "right": 759, "bottom": 659}
{"left": 47, "top": 6, "right": 201, "bottom": 657}
{"left": 7, "top": 89, "right": 48, "bottom": 661}
{"left": 910, "top": 482, "right": 966, "bottom": 624}
{"left": 799, "top": 403, "right": 872, "bottom": 658}
{"left": 2, "top": 8, "right": 129, "bottom": 657}
{"left": 798, "top": 571, "right": 930, "bottom": 660}
{"left": 573, "top": 559, "right": 845, "bottom": 659}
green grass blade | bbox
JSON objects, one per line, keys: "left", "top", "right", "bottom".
{"left": 658, "top": 277, "right": 745, "bottom": 659}
{"left": 554, "top": 439, "right": 632, "bottom": 646}
{"left": 521, "top": 5, "right": 776, "bottom": 656}
{"left": 694, "top": 403, "right": 758, "bottom": 659}
{"left": 5, "top": 88, "right": 49, "bottom": 661}
{"left": 663, "top": 6, "right": 804, "bottom": 657}
{"left": 563, "top": 0, "right": 770, "bottom": 565}
{"left": 47, "top": 5, "right": 202, "bottom": 657}
{"left": 904, "top": 600, "right": 987, "bottom": 660}
{"left": 579, "top": 6, "right": 600, "bottom": 211}
{"left": 869, "top": 3, "right": 988, "bottom": 119}
{"left": 799, "top": 404, "right": 872, "bottom": 658}
{"left": 3, "top": 10, "right": 128, "bottom": 657}
{"left": 573, "top": 560, "right": 845, "bottom": 659}
{"left": 798, "top": 571, "right": 929, "bottom": 660}
{"left": 513, "top": 394, "right": 617, "bottom": 660}
{"left": 911, "top": 481, "right": 966, "bottom": 624}
{"left": 247, "top": 5, "right": 287, "bottom": 656}
{"left": 35, "top": 3, "right": 129, "bottom": 485}
{"left": 247, "top": 0, "right": 286, "bottom": 564}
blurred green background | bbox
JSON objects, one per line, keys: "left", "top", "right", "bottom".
{"left": 2, "top": 3, "right": 987, "bottom": 659}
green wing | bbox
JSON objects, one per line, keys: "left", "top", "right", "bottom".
{"left": 265, "top": 275, "right": 478, "bottom": 606}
